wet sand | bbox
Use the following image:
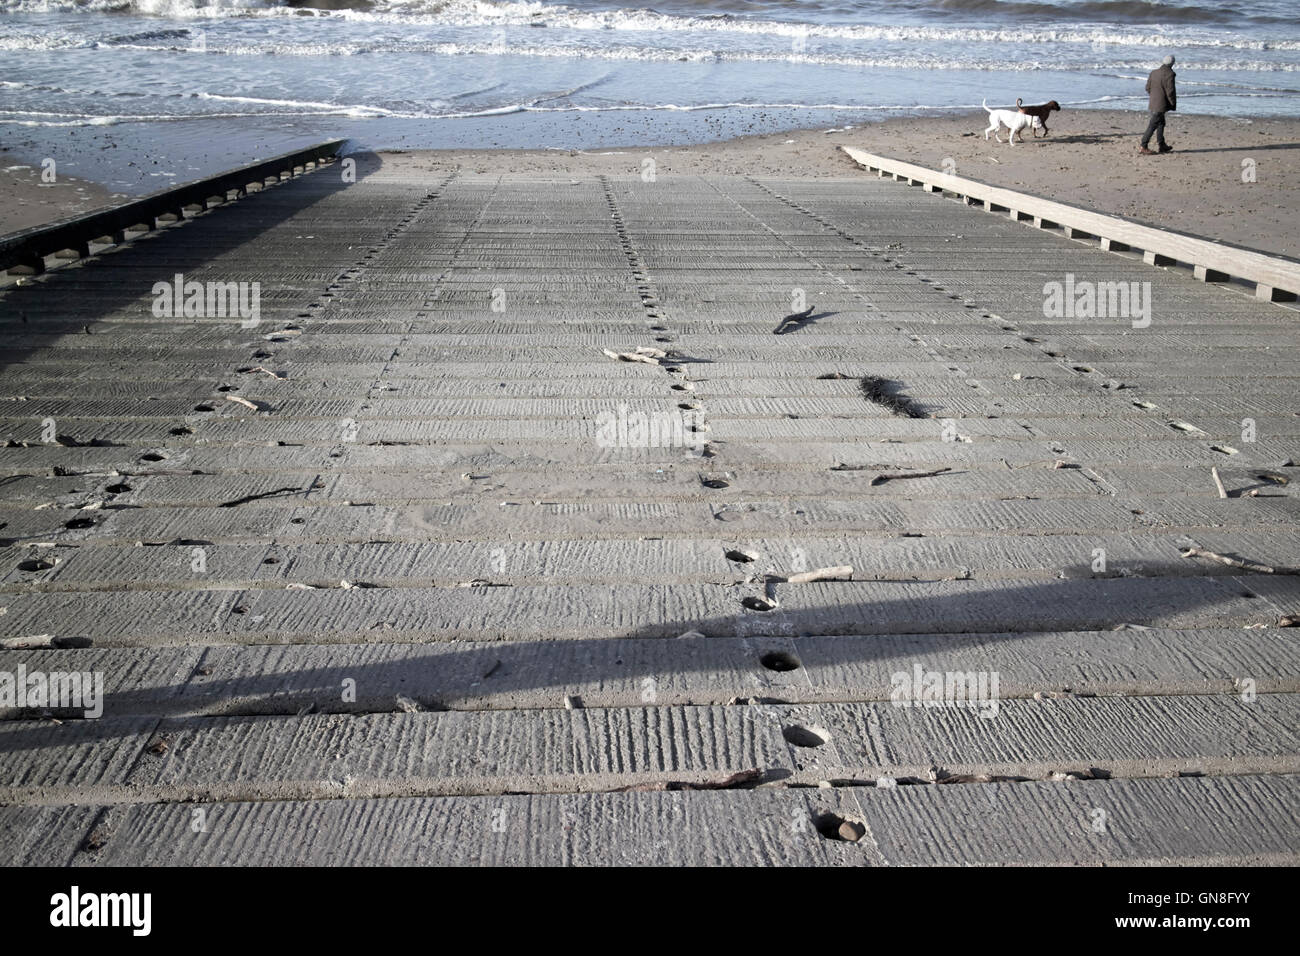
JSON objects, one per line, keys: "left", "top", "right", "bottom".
{"left": 0, "top": 154, "right": 126, "bottom": 235}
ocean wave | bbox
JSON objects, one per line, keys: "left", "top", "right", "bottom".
{"left": 2, "top": 85, "right": 1289, "bottom": 129}
{"left": 917, "top": 0, "right": 1295, "bottom": 27}
{"left": 3, "top": 0, "right": 1299, "bottom": 52}
{"left": 4, "top": 29, "right": 1299, "bottom": 72}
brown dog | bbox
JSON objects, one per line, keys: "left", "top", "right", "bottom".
{"left": 1016, "top": 98, "right": 1061, "bottom": 137}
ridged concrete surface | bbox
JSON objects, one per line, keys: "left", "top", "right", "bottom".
{"left": 1, "top": 158, "right": 1297, "bottom": 864}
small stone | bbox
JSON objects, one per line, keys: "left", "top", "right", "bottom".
{"left": 837, "top": 820, "right": 866, "bottom": 842}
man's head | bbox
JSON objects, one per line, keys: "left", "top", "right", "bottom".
{"left": 1162, "top": 55, "right": 1175, "bottom": 66}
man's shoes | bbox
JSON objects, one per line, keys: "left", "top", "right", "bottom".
{"left": 1158, "top": 145, "right": 1174, "bottom": 153}
{"left": 1138, "top": 146, "right": 1155, "bottom": 154}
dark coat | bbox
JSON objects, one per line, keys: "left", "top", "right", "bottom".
{"left": 1147, "top": 65, "right": 1176, "bottom": 112}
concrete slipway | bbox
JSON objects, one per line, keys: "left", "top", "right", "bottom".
{"left": 1, "top": 154, "right": 1298, "bottom": 865}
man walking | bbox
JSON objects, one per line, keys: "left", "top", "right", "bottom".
{"left": 1140, "top": 55, "right": 1177, "bottom": 154}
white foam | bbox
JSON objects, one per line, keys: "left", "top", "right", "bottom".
{"left": 2, "top": 0, "right": 1298, "bottom": 52}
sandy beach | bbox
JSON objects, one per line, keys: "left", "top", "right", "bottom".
{"left": 5, "top": 109, "right": 1297, "bottom": 259}
{"left": 0, "top": 157, "right": 126, "bottom": 236}
{"left": 397, "top": 109, "right": 1300, "bottom": 259}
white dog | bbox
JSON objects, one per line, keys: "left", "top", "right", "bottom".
{"left": 983, "top": 98, "right": 1033, "bottom": 145}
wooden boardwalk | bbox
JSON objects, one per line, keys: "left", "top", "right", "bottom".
{"left": 1, "top": 157, "right": 1298, "bottom": 864}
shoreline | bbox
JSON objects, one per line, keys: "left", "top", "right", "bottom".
{"left": 2, "top": 108, "right": 1297, "bottom": 258}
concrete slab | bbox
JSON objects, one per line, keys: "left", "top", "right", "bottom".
{"left": 2, "top": 166, "right": 1297, "bottom": 864}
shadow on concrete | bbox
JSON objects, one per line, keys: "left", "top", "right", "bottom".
{"left": 0, "top": 567, "right": 1262, "bottom": 745}
{"left": 0, "top": 151, "right": 384, "bottom": 390}
{"left": 773, "top": 310, "right": 838, "bottom": 335}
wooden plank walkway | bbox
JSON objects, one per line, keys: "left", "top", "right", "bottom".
{"left": 1, "top": 157, "right": 1297, "bottom": 864}
{"left": 841, "top": 145, "right": 1300, "bottom": 301}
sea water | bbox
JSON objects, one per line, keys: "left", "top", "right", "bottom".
{"left": 2, "top": 0, "right": 1298, "bottom": 188}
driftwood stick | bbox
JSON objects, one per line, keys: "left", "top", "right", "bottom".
{"left": 870, "top": 466, "right": 953, "bottom": 486}
{"left": 782, "top": 566, "right": 854, "bottom": 584}
{"left": 1180, "top": 547, "right": 1294, "bottom": 575}
{"left": 1211, "top": 467, "right": 1228, "bottom": 499}
{"left": 217, "top": 486, "right": 304, "bottom": 509}
{"left": 602, "top": 348, "right": 660, "bottom": 366}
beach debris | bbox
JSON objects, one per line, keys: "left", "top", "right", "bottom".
{"left": 781, "top": 566, "right": 854, "bottom": 584}
{"left": 1279, "top": 616, "right": 1299, "bottom": 628}
{"left": 602, "top": 347, "right": 661, "bottom": 365}
{"left": 868, "top": 467, "right": 953, "bottom": 486}
{"left": 812, "top": 811, "right": 867, "bottom": 842}
{"left": 676, "top": 630, "right": 707, "bottom": 639}
{"left": 1256, "top": 471, "right": 1290, "bottom": 486}
{"left": 238, "top": 365, "right": 286, "bottom": 379}
{"left": 1211, "top": 466, "right": 1228, "bottom": 499}
{"left": 563, "top": 694, "right": 583, "bottom": 710}
{"left": 1180, "top": 547, "right": 1295, "bottom": 575}
{"left": 395, "top": 695, "right": 421, "bottom": 713}
{"left": 613, "top": 769, "right": 762, "bottom": 793}
{"left": 774, "top": 305, "right": 815, "bottom": 335}
{"left": 224, "top": 395, "right": 260, "bottom": 411}
{"left": 1047, "top": 768, "right": 1110, "bottom": 781}
{"left": 217, "top": 485, "right": 303, "bottom": 508}
{"left": 817, "top": 372, "right": 851, "bottom": 380}
{"left": 0, "top": 634, "right": 54, "bottom": 650}
{"left": 859, "top": 375, "right": 928, "bottom": 418}
{"left": 742, "top": 595, "right": 779, "bottom": 612}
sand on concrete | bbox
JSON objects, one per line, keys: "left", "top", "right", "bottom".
{"left": 3, "top": 109, "right": 1296, "bottom": 260}
{"left": 393, "top": 110, "right": 1300, "bottom": 260}
{"left": 2, "top": 161, "right": 1299, "bottom": 863}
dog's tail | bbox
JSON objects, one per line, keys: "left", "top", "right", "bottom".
{"left": 982, "top": 98, "right": 992, "bottom": 113}
{"left": 1016, "top": 97, "right": 1024, "bottom": 110}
